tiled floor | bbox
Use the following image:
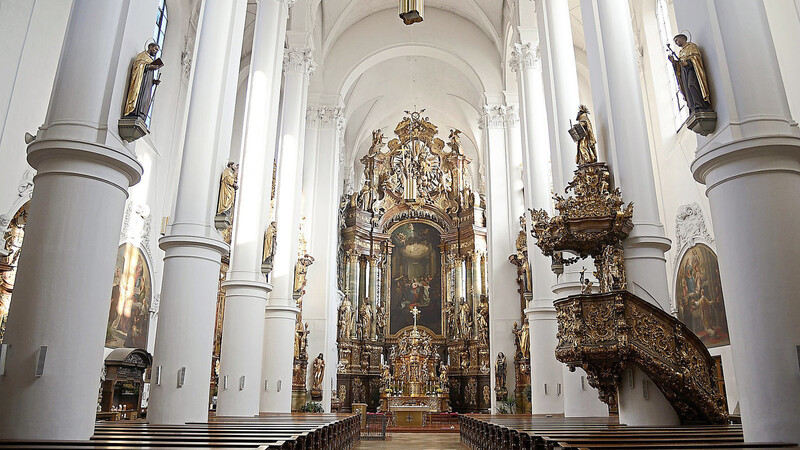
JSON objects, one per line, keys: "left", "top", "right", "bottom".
{"left": 356, "top": 432, "right": 466, "bottom": 449}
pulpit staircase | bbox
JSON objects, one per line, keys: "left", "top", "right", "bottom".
{"left": 554, "top": 290, "right": 728, "bottom": 424}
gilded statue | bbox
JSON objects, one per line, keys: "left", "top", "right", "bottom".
{"left": 669, "top": 33, "right": 711, "bottom": 113}
{"left": 447, "top": 129, "right": 463, "bottom": 155}
{"left": 123, "top": 43, "right": 163, "bottom": 120}
{"left": 338, "top": 295, "right": 353, "bottom": 339}
{"left": 458, "top": 297, "right": 472, "bottom": 339}
{"left": 574, "top": 105, "right": 597, "bottom": 166}
{"left": 217, "top": 162, "right": 239, "bottom": 216}
{"left": 292, "top": 361, "right": 303, "bottom": 385}
{"left": 495, "top": 352, "right": 507, "bottom": 400}
{"left": 311, "top": 353, "right": 325, "bottom": 392}
{"left": 262, "top": 221, "right": 277, "bottom": 264}
{"left": 380, "top": 363, "right": 391, "bottom": 387}
{"left": 598, "top": 245, "right": 626, "bottom": 292}
{"left": 513, "top": 319, "right": 530, "bottom": 359}
{"left": 476, "top": 295, "right": 489, "bottom": 346}
{"left": 375, "top": 303, "right": 387, "bottom": 338}
{"left": 359, "top": 297, "right": 373, "bottom": 340}
{"left": 294, "top": 320, "right": 309, "bottom": 357}
{"left": 438, "top": 362, "right": 449, "bottom": 387}
{"left": 293, "top": 254, "right": 314, "bottom": 295}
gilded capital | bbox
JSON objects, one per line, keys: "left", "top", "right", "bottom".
{"left": 510, "top": 43, "right": 541, "bottom": 72}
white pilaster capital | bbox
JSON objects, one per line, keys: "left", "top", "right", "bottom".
{"left": 307, "top": 105, "right": 344, "bottom": 132}
{"left": 279, "top": 0, "right": 297, "bottom": 10}
{"left": 510, "top": 43, "right": 541, "bottom": 72}
{"left": 478, "top": 104, "right": 507, "bottom": 130}
{"left": 284, "top": 47, "right": 316, "bottom": 75}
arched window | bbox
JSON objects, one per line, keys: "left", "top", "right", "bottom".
{"left": 655, "top": 0, "right": 688, "bottom": 130}
{"left": 146, "top": 0, "right": 168, "bottom": 127}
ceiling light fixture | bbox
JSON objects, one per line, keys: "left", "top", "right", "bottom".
{"left": 399, "top": 0, "right": 423, "bottom": 25}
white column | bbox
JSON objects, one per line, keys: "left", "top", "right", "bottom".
{"left": 260, "top": 43, "right": 314, "bottom": 413}
{"left": 481, "top": 102, "right": 523, "bottom": 411}
{"left": 537, "top": 0, "right": 588, "bottom": 299}
{"left": 511, "top": 42, "right": 566, "bottom": 416}
{"left": 0, "top": 1, "right": 142, "bottom": 440}
{"left": 580, "top": 0, "right": 674, "bottom": 425}
{"left": 148, "top": 0, "right": 246, "bottom": 425}
{"left": 302, "top": 104, "right": 344, "bottom": 411}
{"left": 216, "top": 0, "right": 284, "bottom": 417}
{"left": 580, "top": 0, "right": 672, "bottom": 311}
{"left": 672, "top": 0, "right": 800, "bottom": 442}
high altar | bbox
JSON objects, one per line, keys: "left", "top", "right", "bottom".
{"left": 336, "top": 112, "right": 492, "bottom": 413}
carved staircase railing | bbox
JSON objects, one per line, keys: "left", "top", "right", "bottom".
{"left": 555, "top": 290, "right": 728, "bottom": 424}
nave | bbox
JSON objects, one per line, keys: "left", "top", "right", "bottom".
{"left": 1, "top": 0, "right": 800, "bottom": 447}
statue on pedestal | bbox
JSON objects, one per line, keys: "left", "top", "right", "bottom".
{"left": 311, "top": 353, "right": 325, "bottom": 399}
{"left": 476, "top": 295, "right": 489, "bottom": 346}
{"left": 444, "top": 298, "right": 458, "bottom": 337}
{"left": 669, "top": 33, "right": 711, "bottom": 114}
{"left": 513, "top": 319, "right": 530, "bottom": 359}
{"left": 458, "top": 297, "right": 472, "bottom": 339}
{"left": 359, "top": 297, "right": 373, "bottom": 340}
{"left": 262, "top": 221, "right": 277, "bottom": 266}
{"left": 338, "top": 295, "right": 353, "bottom": 339}
{"left": 294, "top": 320, "right": 309, "bottom": 358}
{"left": 495, "top": 352, "right": 508, "bottom": 400}
{"left": 375, "top": 302, "right": 387, "bottom": 338}
{"left": 216, "top": 162, "right": 239, "bottom": 216}
{"left": 123, "top": 43, "right": 163, "bottom": 120}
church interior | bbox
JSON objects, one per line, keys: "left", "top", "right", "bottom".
{"left": 1, "top": 0, "right": 799, "bottom": 448}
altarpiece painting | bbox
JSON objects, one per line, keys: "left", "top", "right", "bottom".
{"left": 389, "top": 222, "right": 442, "bottom": 334}
{"left": 106, "top": 243, "right": 152, "bottom": 349}
{"left": 676, "top": 244, "right": 729, "bottom": 347}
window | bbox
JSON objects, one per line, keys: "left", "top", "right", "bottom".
{"left": 655, "top": 0, "right": 688, "bottom": 130}
{"left": 146, "top": 0, "right": 168, "bottom": 127}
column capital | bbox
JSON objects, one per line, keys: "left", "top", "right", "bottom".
{"left": 307, "top": 105, "right": 345, "bottom": 131}
{"left": 510, "top": 42, "right": 541, "bottom": 72}
{"left": 478, "top": 104, "right": 507, "bottom": 130}
{"left": 284, "top": 47, "right": 316, "bottom": 75}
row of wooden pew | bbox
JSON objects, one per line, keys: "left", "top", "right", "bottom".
{"left": 459, "top": 414, "right": 798, "bottom": 450}
{"left": 0, "top": 413, "right": 360, "bottom": 449}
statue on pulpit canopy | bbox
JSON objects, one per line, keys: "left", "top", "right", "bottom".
{"left": 123, "top": 43, "right": 163, "bottom": 120}
{"left": 573, "top": 105, "right": 598, "bottom": 166}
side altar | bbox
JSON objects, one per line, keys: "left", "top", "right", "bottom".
{"left": 336, "top": 112, "right": 491, "bottom": 413}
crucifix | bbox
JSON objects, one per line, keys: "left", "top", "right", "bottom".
{"left": 411, "top": 306, "right": 421, "bottom": 329}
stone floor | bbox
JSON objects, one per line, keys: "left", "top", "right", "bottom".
{"left": 356, "top": 433, "right": 465, "bottom": 449}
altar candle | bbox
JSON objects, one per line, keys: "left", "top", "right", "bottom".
{"left": 381, "top": 353, "right": 384, "bottom": 365}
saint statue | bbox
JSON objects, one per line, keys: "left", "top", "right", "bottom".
{"left": 438, "top": 362, "right": 449, "bottom": 387}
{"left": 476, "top": 295, "right": 489, "bottom": 346}
{"left": 513, "top": 319, "right": 530, "bottom": 359}
{"left": 262, "top": 221, "right": 277, "bottom": 264}
{"left": 444, "top": 299, "right": 458, "bottom": 337}
{"left": 294, "top": 320, "right": 308, "bottom": 357}
{"left": 311, "top": 353, "right": 325, "bottom": 392}
{"left": 338, "top": 295, "right": 353, "bottom": 339}
{"left": 459, "top": 297, "right": 472, "bottom": 339}
{"left": 380, "top": 363, "right": 391, "bottom": 387}
{"left": 669, "top": 33, "right": 711, "bottom": 114}
{"left": 216, "top": 162, "right": 239, "bottom": 217}
{"left": 575, "top": 105, "right": 597, "bottom": 165}
{"left": 375, "top": 303, "right": 387, "bottom": 338}
{"left": 495, "top": 352, "right": 507, "bottom": 400}
{"left": 359, "top": 297, "right": 373, "bottom": 340}
{"left": 123, "top": 43, "right": 163, "bottom": 120}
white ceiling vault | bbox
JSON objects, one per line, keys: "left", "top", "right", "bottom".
{"left": 236, "top": 0, "right": 591, "bottom": 188}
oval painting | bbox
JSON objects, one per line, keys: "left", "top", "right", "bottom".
{"left": 676, "top": 244, "right": 729, "bottom": 347}
{"left": 105, "top": 244, "right": 151, "bottom": 349}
